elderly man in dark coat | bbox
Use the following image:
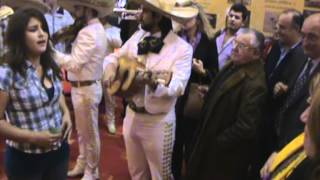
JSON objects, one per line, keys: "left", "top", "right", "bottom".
{"left": 187, "top": 28, "right": 267, "bottom": 180}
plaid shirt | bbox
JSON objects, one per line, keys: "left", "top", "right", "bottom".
{"left": 0, "top": 18, "right": 8, "bottom": 57}
{"left": 0, "top": 62, "right": 63, "bottom": 154}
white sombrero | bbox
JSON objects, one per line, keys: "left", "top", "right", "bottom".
{"left": 58, "top": 0, "right": 115, "bottom": 18}
{"left": 1, "top": 0, "right": 49, "bottom": 13}
{"left": 137, "top": 0, "right": 199, "bottom": 23}
{"left": 0, "top": 5, "right": 14, "bottom": 20}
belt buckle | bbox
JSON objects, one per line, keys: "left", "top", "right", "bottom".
{"left": 76, "top": 81, "right": 81, "bottom": 88}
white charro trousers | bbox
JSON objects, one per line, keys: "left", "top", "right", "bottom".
{"left": 71, "top": 82, "right": 102, "bottom": 174}
{"left": 123, "top": 107, "right": 175, "bottom": 180}
{"left": 103, "top": 87, "right": 116, "bottom": 123}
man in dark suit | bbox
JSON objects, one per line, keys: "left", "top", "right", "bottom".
{"left": 260, "top": 9, "right": 307, "bottom": 168}
{"left": 187, "top": 28, "right": 267, "bottom": 180}
{"left": 265, "top": 9, "right": 306, "bottom": 98}
{"left": 276, "top": 13, "right": 320, "bottom": 148}
{"left": 260, "top": 13, "right": 320, "bottom": 177}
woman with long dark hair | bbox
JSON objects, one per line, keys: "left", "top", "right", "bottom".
{"left": 0, "top": 8, "right": 71, "bottom": 180}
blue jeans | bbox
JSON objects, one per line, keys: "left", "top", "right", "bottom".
{"left": 4, "top": 142, "right": 69, "bottom": 180}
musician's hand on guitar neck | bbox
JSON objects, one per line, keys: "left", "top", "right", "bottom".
{"left": 103, "top": 64, "right": 117, "bottom": 88}
{"left": 143, "top": 70, "right": 172, "bottom": 90}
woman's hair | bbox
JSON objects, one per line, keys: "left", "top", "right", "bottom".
{"left": 193, "top": 2, "right": 215, "bottom": 39}
{"left": 308, "top": 74, "right": 320, "bottom": 157}
{"left": 307, "top": 74, "right": 320, "bottom": 180}
{"left": 3, "top": 8, "right": 61, "bottom": 79}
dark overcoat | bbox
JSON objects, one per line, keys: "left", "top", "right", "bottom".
{"left": 187, "top": 60, "right": 267, "bottom": 180}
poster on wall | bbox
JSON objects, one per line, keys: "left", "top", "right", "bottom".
{"left": 196, "top": 0, "right": 320, "bottom": 36}
{"left": 303, "top": 9, "right": 320, "bottom": 17}
{"left": 258, "top": 0, "right": 304, "bottom": 36}
{"left": 227, "top": 0, "right": 251, "bottom": 6}
{"left": 305, "top": 0, "right": 320, "bottom": 8}
{"left": 263, "top": 10, "right": 279, "bottom": 33}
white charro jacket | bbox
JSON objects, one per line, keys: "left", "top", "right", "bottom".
{"left": 104, "top": 29, "right": 193, "bottom": 115}
{"left": 56, "top": 18, "right": 107, "bottom": 81}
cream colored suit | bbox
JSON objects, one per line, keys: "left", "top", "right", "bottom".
{"left": 56, "top": 18, "right": 107, "bottom": 178}
{"left": 104, "top": 29, "right": 193, "bottom": 180}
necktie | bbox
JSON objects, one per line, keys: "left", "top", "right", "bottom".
{"left": 137, "top": 36, "right": 164, "bottom": 55}
{"left": 289, "top": 59, "right": 313, "bottom": 101}
{"left": 276, "top": 59, "right": 313, "bottom": 135}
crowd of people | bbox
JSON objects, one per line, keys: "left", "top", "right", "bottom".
{"left": 0, "top": 0, "right": 320, "bottom": 180}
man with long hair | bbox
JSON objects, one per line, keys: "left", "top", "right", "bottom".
{"left": 103, "top": 0, "right": 197, "bottom": 179}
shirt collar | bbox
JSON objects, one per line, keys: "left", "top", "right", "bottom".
{"left": 279, "top": 39, "right": 302, "bottom": 52}
{"left": 26, "top": 60, "right": 35, "bottom": 69}
{"left": 25, "top": 60, "right": 54, "bottom": 76}
{"left": 87, "top": 18, "right": 100, "bottom": 26}
{"left": 56, "top": 7, "right": 64, "bottom": 15}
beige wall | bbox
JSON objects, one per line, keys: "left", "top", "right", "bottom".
{"left": 196, "top": 0, "right": 320, "bottom": 36}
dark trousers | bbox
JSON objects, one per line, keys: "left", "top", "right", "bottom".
{"left": 172, "top": 97, "right": 199, "bottom": 180}
{"left": 4, "top": 142, "right": 69, "bottom": 180}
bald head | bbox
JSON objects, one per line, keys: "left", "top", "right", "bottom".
{"left": 301, "top": 13, "right": 320, "bottom": 59}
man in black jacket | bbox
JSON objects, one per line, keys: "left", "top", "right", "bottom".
{"left": 259, "top": 9, "right": 307, "bottom": 168}
{"left": 187, "top": 28, "right": 267, "bottom": 180}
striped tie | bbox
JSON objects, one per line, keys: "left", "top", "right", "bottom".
{"left": 287, "top": 59, "right": 313, "bottom": 104}
{"left": 276, "top": 59, "right": 313, "bottom": 135}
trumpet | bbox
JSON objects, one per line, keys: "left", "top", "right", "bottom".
{"left": 113, "top": 8, "right": 142, "bottom": 20}
{"left": 0, "top": 6, "right": 14, "bottom": 21}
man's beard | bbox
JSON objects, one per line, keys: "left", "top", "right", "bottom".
{"left": 141, "top": 21, "right": 154, "bottom": 32}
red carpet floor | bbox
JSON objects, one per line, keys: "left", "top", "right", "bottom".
{"left": 0, "top": 97, "right": 131, "bottom": 180}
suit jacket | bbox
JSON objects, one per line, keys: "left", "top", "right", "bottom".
{"left": 262, "top": 40, "right": 307, "bottom": 152}
{"left": 265, "top": 41, "right": 307, "bottom": 95}
{"left": 188, "top": 32, "right": 218, "bottom": 84}
{"left": 278, "top": 63, "right": 320, "bottom": 148}
{"left": 56, "top": 19, "right": 107, "bottom": 81}
{"left": 104, "top": 29, "right": 193, "bottom": 115}
{"left": 187, "top": 60, "right": 267, "bottom": 180}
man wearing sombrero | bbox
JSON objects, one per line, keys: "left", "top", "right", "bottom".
{"left": 103, "top": 0, "right": 197, "bottom": 179}
{"left": 1, "top": 0, "right": 49, "bottom": 13}
{"left": 56, "top": 0, "right": 114, "bottom": 179}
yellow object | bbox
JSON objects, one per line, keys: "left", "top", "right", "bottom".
{"left": 270, "top": 133, "right": 307, "bottom": 180}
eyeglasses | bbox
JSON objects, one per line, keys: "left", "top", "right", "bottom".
{"left": 232, "top": 39, "right": 256, "bottom": 50}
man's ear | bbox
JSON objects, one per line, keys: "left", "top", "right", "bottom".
{"left": 241, "top": 17, "right": 247, "bottom": 27}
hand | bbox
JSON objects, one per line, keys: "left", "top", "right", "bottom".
{"left": 67, "top": 128, "right": 75, "bottom": 144}
{"left": 61, "top": 113, "right": 72, "bottom": 140}
{"left": 103, "top": 64, "right": 117, "bottom": 88}
{"left": 192, "top": 58, "right": 206, "bottom": 75}
{"left": 30, "top": 131, "right": 62, "bottom": 148}
{"left": 260, "top": 152, "right": 278, "bottom": 179}
{"left": 197, "top": 85, "right": 209, "bottom": 98}
{"left": 273, "top": 82, "right": 288, "bottom": 96}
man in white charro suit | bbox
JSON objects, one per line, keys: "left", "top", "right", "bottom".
{"left": 103, "top": 0, "right": 197, "bottom": 179}
{"left": 55, "top": 0, "right": 114, "bottom": 179}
